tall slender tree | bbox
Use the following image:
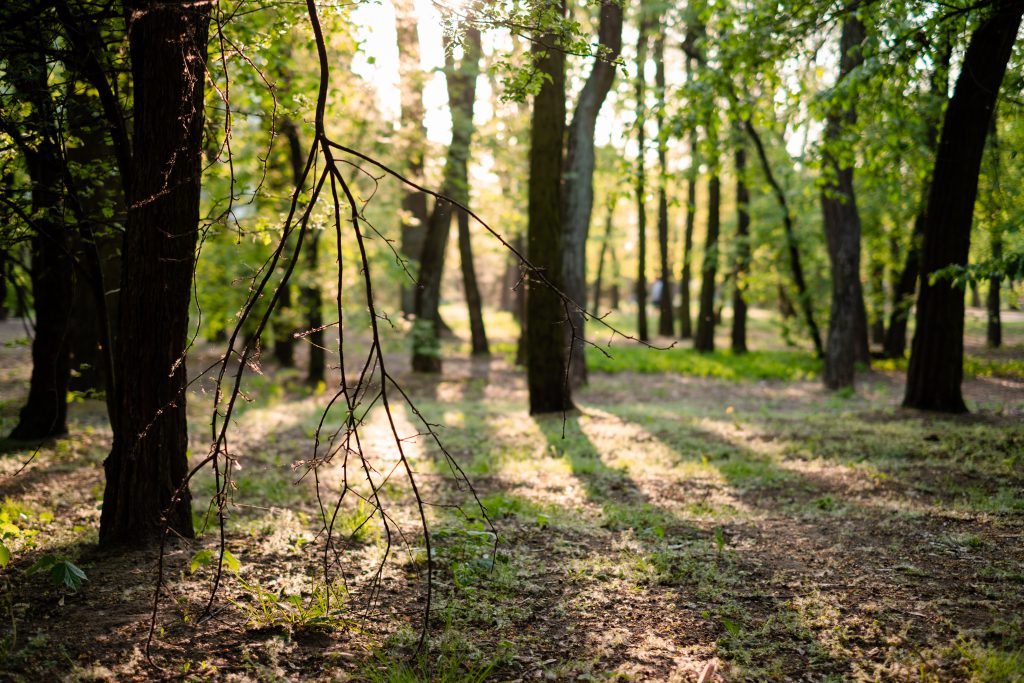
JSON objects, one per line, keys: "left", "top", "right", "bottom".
{"left": 634, "top": 4, "right": 650, "bottom": 343}
{"left": 412, "top": 25, "right": 482, "bottom": 372}
{"left": 694, "top": 166, "right": 720, "bottom": 353}
{"left": 821, "top": 11, "right": 869, "bottom": 390}
{"left": 562, "top": 0, "right": 623, "bottom": 386}
{"left": 654, "top": 28, "right": 674, "bottom": 337}
{"left": 731, "top": 144, "right": 750, "bottom": 354}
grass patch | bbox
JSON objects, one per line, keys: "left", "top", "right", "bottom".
{"left": 873, "top": 354, "right": 1024, "bottom": 380}
{"left": 585, "top": 346, "right": 821, "bottom": 381}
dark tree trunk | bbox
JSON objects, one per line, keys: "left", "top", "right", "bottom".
{"left": 561, "top": 0, "right": 622, "bottom": 386}
{"left": 987, "top": 236, "right": 1002, "bottom": 349}
{"left": 634, "top": 14, "right": 649, "bottom": 343}
{"left": 8, "top": 40, "right": 73, "bottom": 441}
{"left": 679, "top": 127, "right": 697, "bottom": 339}
{"left": 651, "top": 31, "right": 675, "bottom": 339}
{"left": 272, "top": 284, "right": 295, "bottom": 367}
{"left": 821, "top": 14, "right": 868, "bottom": 390}
{"left": 591, "top": 203, "right": 614, "bottom": 312}
{"left": 743, "top": 119, "right": 823, "bottom": 357}
{"left": 457, "top": 209, "right": 489, "bottom": 355}
{"left": 654, "top": 31, "right": 674, "bottom": 338}
{"left": 66, "top": 89, "right": 121, "bottom": 396}
{"left": 885, "top": 40, "right": 950, "bottom": 359}
{"left": 731, "top": 146, "right": 750, "bottom": 354}
{"left": 412, "top": 27, "right": 481, "bottom": 373}
{"left": 883, "top": 214, "right": 922, "bottom": 359}
{"left": 694, "top": 173, "right": 720, "bottom": 353}
{"left": 904, "top": 0, "right": 1022, "bottom": 413}
{"left": 0, "top": 250, "right": 7, "bottom": 320}
{"left": 100, "top": 1, "right": 210, "bottom": 545}
{"left": 280, "top": 118, "right": 324, "bottom": 384}
{"left": 394, "top": 0, "right": 430, "bottom": 317}
{"left": 868, "top": 257, "right": 885, "bottom": 347}
{"left": 526, "top": 1, "right": 573, "bottom": 414}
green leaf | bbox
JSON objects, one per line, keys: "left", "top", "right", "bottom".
{"left": 0, "top": 541, "right": 10, "bottom": 568}
{"left": 190, "top": 549, "right": 214, "bottom": 574}
{"left": 222, "top": 549, "right": 241, "bottom": 573}
{"left": 50, "top": 560, "right": 87, "bottom": 591}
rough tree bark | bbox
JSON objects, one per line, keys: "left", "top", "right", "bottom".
{"left": 527, "top": 0, "right": 573, "bottom": 414}
{"left": 654, "top": 29, "right": 674, "bottom": 337}
{"left": 904, "top": 0, "right": 1023, "bottom": 412}
{"left": 561, "top": 0, "right": 623, "bottom": 386}
{"left": 411, "top": 27, "right": 482, "bottom": 372}
{"left": 694, "top": 171, "right": 720, "bottom": 353}
{"left": 731, "top": 145, "right": 750, "bottom": 354}
{"left": 100, "top": 0, "right": 211, "bottom": 544}
{"left": 821, "top": 12, "right": 868, "bottom": 390}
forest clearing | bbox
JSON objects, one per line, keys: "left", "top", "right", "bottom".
{"left": 2, "top": 309, "right": 1022, "bottom": 680}
{"left": 2, "top": 0, "right": 1024, "bottom": 680}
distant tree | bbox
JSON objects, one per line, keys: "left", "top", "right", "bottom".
{"left": 394, "top": 0, "right": 430, "bottom": 318}
{"left": 904, "top": 0, "right": 1023, "bottom": 413}
{"left": 634, "top": 7, "right": 650, "bottom": 343}
{"left": 654, "top": 27, "right": 675, "bottom": 338}
{"left": 694, "top": 169, "right": 720, "bottom": 353}
{"left": 731, "top": 143, "right": 750, "bottom": 354}
{"left": 411, "top": 24, "right": 483, "bottom": 372}
{"left": 821, "top": 12, "right": 869, "bottom": 390}
{"left": 2, "top": 19, "right": 73, "bottom": 440}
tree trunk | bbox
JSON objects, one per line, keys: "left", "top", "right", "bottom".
{"left": 679, "top": 125, "right": 697, "bottom": 339}
{"left": 987, "top": 236, "right": 1002, "bottom": 349}
{"left": 65, "top": 89, "right": 121, "bottom": 397}
{"left": 904, "top": 0, "right": 1022, "bottom": 413}
{"left": 868, "top": 257, "right": 885, "bottom": 347}
{"left": 526, "top": 1, "right": 573, "bottom": 414}
{"left": 883, "top": 213, "right": 921, "bottom": 358}
{"left": 394, "top": 0, "right": 430, "bottom": 317}
{"left": 280, "top": 118, "right": 324, "bottom": 384}
{"left": 821, "top": 14, "right": 868, "bottom": 390}
{"left": 743, "top": 119, "right": 823, "bottom": 357}
{"left": 731, "top": 146, "right": 750, "bottom": 354}
{"left": 592, "top": 202, "right": 614, "bottom": 312}
{"left": 694, "top": 173, "right": 720, "bottom": 353}
{"left": 457, "top": 209, "right": 489, "bottom": 355}
{"left": 634, "top": 13, "right": 650, "bottom": 343}
{"left": 561, "top": 0, "right": 623, "bottom": 386}
{"left": 652, "top": 31, "right": 674, "bottom": 338}
{"left": 884, "top": 40, "right": 950, "bottom": 359}
{"left": 100, "top": 0, "right": 210, "bottom": 545}
{"left": 272, "top": 284, "right": 295, "bottom": 367}
{"left": 412, "top": 27, "right": 481, "bottom": 373}
{"left": 8, "top": 40, "right": 73, "bottom": 441}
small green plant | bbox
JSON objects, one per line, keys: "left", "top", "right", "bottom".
{"left": 231, "top": 578, "right": 353, "bottom": 630}
{"left": 25, "top": 555, "right": 87, "bottom": 591}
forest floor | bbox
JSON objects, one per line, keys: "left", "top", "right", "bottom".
{"left": 0, "top": 308, "right": 1022, "bottom": 682}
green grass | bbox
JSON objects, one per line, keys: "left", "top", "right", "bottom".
{"left": 585, "top": 345, "right": 822, "bottom": 380}
{"left": 873, "top": 354, "right": 1024, "bottom": 380}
